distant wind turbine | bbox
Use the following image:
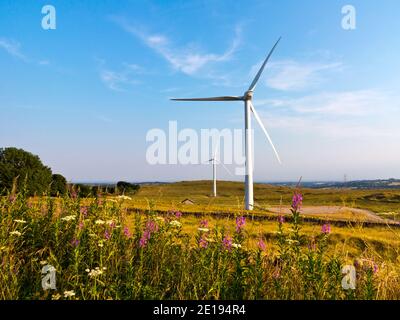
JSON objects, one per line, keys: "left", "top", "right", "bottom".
{"left": 172, "top": 38, "right": 282, "bottom": 210}
{"left": 207, "top": 143, "right": 232, "bottom": 197}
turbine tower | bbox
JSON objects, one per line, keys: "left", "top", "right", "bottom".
{"left": 172, "top": 38, "right": 282, "bottom": 210}
{"left": 208, "top": 143, "right": 232, "bottom": 197}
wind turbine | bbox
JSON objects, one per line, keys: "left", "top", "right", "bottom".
{"left": 208, "top": 143, "right": 232, "bottom": 197}
{"left": 172, "top": 38, "right": 282, "bottom": 210}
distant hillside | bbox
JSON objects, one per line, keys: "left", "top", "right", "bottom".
{"left": 270, "top": 179, "right": 400, "bottom": 190}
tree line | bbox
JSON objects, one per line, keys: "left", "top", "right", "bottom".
{"left": 0, "top": 147, "right": 140, "bottom": 197}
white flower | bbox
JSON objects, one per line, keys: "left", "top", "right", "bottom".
{"left": 117, "top": 195, "right": 132, "bottom": 200}
{"left": 14, "top": 219, "right": 27, "bottom": 224}
{"left": 95, "top": 220, "right": 105, "bottom": 225}
{"left": 61, "top": 215, "right": 76, "bottom": 222}
{"left": 10, "top": 231, "right": 22, "bottom": 236}
{"left": 169, "top": 220, "right": 182, "bottom": 228}
{"left": 85, "top": 268, "right": 90, "bottom": 273}
{"left": 232, "top": 243, "right": 242, "bottom": 249}
{"left": 64, "top": 290, "right": 75, "bottom": 298}
{"left": 198, "top": 227, "right": 209, "bottom": 232}
{"left": 87, "top": 267, "right": 104, "bottom": 278}
{"left": 52, "top": 293, "right": 62, "bottom": 300}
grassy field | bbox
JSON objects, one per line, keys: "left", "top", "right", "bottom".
{"left": 126, "top": 180, "right": 400, "bottom": 221}
{"left": 1, "top": 181, "right": 400, "bottom": 300}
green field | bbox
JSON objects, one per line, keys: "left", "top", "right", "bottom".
{"left": 126, "top": 180, "right": 400, "bottom": 221}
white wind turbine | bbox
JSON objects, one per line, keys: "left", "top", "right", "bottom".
{"left": 172, "top": 38, "right": 282, "bottom": 210}
{"left": 207, "top": 143, "right": 233, "bottom": 197}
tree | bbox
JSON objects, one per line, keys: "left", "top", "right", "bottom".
{"left": 51, "top": 174, "right": 67, "bottom": 196}
{"left": 0, "top": 147, "right": 52, "bottom": 195}
{"left": 116, "top": 181, "right": 140, "bottom": 195}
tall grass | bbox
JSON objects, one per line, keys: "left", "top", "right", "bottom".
{"left": 0, "top": 190, "right": 399, "bottom": 300}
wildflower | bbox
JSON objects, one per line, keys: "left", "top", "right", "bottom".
{"left": 199, "top": 237, "right": 208, "bottom": 248}
{"left": 291, "top": 192, "right": 303, "bottom": 211}
{"left": 87, "top": 267, "right": 104, "bottom": 278}
{"left": 61, "top": 215, "right": 76, "bottom": 222}
{"left": 80, "top": 207, "right": 88, "bottom": 217}
{"left": 117, "top": 195, "right": 132, "bottom": 200}
{"left": 85, "top": 268, "right": 90, "bottom": 273}
{"left": 52, "top": 293, "right": 62, "bottom": 300}
{"left": 71, "top": 238, "right": 80, "bottom": 247}
{"left": 10, "top": 231, "right": 22, "bottom": 236}
{"left": 373, "top": 263, "right": 379, "bottom": 274}
{"left": 235, "top": 216, "right": 246, "bottom": 233}
{"left": 175, "top": 211, "right": 182, "bottom": 219}
{"left": 78, "top": 221, "right": 84, "bottom": 230}
{"left": 13, "top": 219, "right": 27, "bottom": 224}
{"left": 155, "top": 216, "right": 165, "bottom": 223}
{"left": 64, "top": 290, "right": 75, "bottom": 298}
{"left": 71, "top": 190, "right": 78, "bottom": 199}
{"left": 232, "top": 243, "right": 242, "bottom": 249}
{"left": 273, "top": 268, "right": 281, "bottom": 279}
{"left": 278, "top": 215, "right": 285, "bottom": 224}
{"left": 199, "top": 219, "right": 209, "bottom": 228}
{"left": 169, "top": 220, "right": 182, "bottom": 228}
{"left": 258, "top": 239, "right": 266, "bottom": 251}
{"left": 104, "top": 230, "right": 111, "bottom": 240}
{"left": 108, "top": 220, "right": 116, "bottom": 229}
{"left": 198, "top": 227, "right": 209, "bottom": 232}
{"left": 95, "top": 219, "right": 105, "bottom": 225}
{"left": 321, "top": 223, "right": 331, "bottom": 234}
{"left": 222, "top": 236, "right": 233, "bottom": 251}
{"left": 98, "top": 240, "right": 104, "bottom": 248}
{"left": 139, "top": 237, "right": 147, "bottom": 248}
{"left": 8, "top": 195, "right": 16, "bottom": 203}
{"left": 40, "top": 260, "right": 48, "bottom": 265}
{"left": 123, "top": 226, "right": 132, "bottom": 238}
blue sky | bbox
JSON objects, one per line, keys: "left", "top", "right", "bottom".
{"left": 1, "top": 0, "right": 400, "bottom": 182}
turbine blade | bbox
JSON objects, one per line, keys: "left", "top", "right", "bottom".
{"left": 248, "top": 37, "right": 281, "bottom": 92}
{"left": 249, "top": 101, "right": 282, "bottom": 164}
{"left": 215, "top": 159, "right": 233, "bottom": 176}
{"left": 171, "top": 96, "right": 243, "bottom": 102}
{"left": 213, "top": 141, "right": 219, "bottom": 160}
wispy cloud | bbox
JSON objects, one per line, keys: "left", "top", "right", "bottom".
{"left": 250, "top": 59, "right": 343, "bottom": 91}
{"left": 112, "top": 17, "right": 241, "bottom": 76}
{"left": 254, "top": 89, "right": 400, "bottom": 138}
{"left": 0, "top": 38, "right": 28, "bottom": 61}
{"left": 97, "top": 59, "right": 142, "bottom": 91}
{"left": 255, "top": 89, "right": 397, "bottom": 116}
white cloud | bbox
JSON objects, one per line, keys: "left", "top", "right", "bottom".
{"left": 97, "top": 59, "right": 142, "bottom": 91}
{"left": 113, "top": 17, "right": 241, "bottom": 76}
{"left": 254, "top": 89, "right": 400, "bottom": 139}
{"left": 256, "top": 89, "right": 397, "bottom": 116}
{"left": 0, "top": 38, "right": 27, "bottom": 61}
{"left": 252, "top": 59, "right": 343, "bottom": 91}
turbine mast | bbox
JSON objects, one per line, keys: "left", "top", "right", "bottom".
{"left": 244, "top": 96, "right": 254, "bottom": 210}
{"left": 213, "top": 159, "right": 217, "bottom": 197}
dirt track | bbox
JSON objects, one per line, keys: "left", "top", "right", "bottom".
{"left": 268, "top": 205, "right": 387, "bottom": 223}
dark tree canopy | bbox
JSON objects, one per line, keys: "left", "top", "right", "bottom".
{"left": 51, "top": 174, "right": 67, "bottom": 196}
{"left": 116, "top": 181, "right": 140, "bottom": 195}
{"left": 0, "top": 147, "right": 52, "bottom": 195}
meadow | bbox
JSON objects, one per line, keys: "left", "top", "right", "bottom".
{"left": 1, "top": 181, "right": 400, "bottom": 300}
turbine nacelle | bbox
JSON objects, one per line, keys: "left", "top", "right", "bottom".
{"left": 243, "top": 90, "right": 254, "bottom": 101}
